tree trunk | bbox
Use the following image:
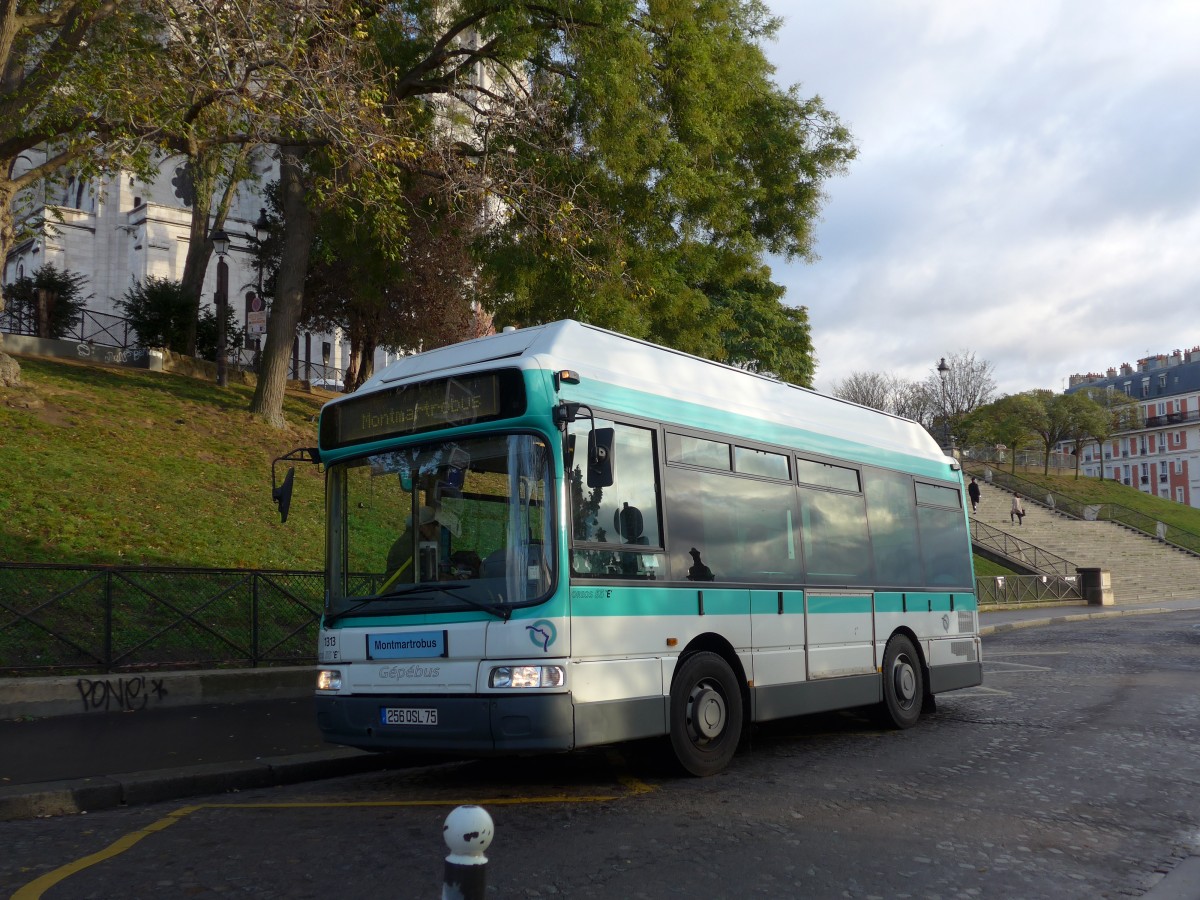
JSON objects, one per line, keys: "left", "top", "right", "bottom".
{"left": 249, "top": 147, "right": 316, "bottom": 429}
{"left": 355, "top": 336, "right": 378, "bottom": 389}
{"left": 178, "top": 151, "right": 219, "bottom": 357}
{"left": 344, "top": 343, "right": 361, "bottom": 393}
{"left": 0, "top": 179, "right": 23, "bottom": 385}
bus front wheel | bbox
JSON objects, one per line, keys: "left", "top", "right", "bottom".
{"left": 878, "top": 634, "right": 924, "bottom": 729}
{"left": 669, "top": 651, "right": 743, "bottom": 776}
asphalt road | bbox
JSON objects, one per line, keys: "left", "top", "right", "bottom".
{"left": 4, "top": 609, "right": 1199, "bottom": 899}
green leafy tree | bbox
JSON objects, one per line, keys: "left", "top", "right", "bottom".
{"left": 243, "top": 0, "right": 855, "bottom": 425}
{"left": 300, "top": 164, "right": 486, "bottom": 391}
{"left": 1060, "top": 392, "right": 1108, "bottom": 480}
{"left": 4, "top": 263, "right": 91, "bottom": 338}
{"left": 0, "top": 0, "right": 167, "bottom": 383}
{"left": 1075, "top": 387, "right": 1143, "bottom": 480}
{"left": 1025, "top": 389, "right": 1076, "bottom": 475}
{"left": 975, "top": 393, "right": 1044, "bottom": 474}
{"left": 472, "top": 1, "right": 855, "bottom": 387}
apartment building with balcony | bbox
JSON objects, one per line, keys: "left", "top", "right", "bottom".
{"left": 1064, "top": 348, "right": 1200, "bottom": 507}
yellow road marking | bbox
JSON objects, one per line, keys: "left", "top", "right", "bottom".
{"left": 11, "top": 783, "right": 656, "bottom": 899}
{"left": 12, "top": 806, "right": 201, "bottom": 900}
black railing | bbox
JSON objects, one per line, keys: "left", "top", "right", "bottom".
{"left": 0, "top": 305, "right": 139, "bottom": 350}
{"left": 0, "top": 563, "right": 323, "bottom": 674}
{"left": 1, "top": 305, "right": 348, "bottom": 388}
{"left": 975, "top": 574, "right": 1083, "bottom": 606}
{"left": 0, "top": 561, "right": 1083, "bottom": 674}
{"left": 970, "top": 520, "right": 1076, "bottom": 576}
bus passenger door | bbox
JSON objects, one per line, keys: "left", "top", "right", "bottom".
{"left": 804, "top": 591, "right": 876, "bottom": 679}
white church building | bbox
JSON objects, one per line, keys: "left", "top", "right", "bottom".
{"left": 3, "top": 149, "right": 378, "bottom": 386}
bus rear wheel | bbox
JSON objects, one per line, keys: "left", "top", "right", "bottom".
{"left": 877, "top": 634, "right": 923, "bottom": 729}
{"left": 669, "top": 651, "right": 743, "bottom": 776}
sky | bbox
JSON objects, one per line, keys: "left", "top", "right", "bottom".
{"left": 761, "top": 1, "right": 1200, "bottom": 396}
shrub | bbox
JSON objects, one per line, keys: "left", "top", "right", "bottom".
{"left": 196, "top": 304, "right": 244, "bottom": 363}
{"left": 5, "top": 264, "right": 92, "bottom": 338}
{"left": 115, "top": 277, "right": 192, "bottom": 353}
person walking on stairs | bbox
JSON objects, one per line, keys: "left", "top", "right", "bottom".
{"left": 1010, "top": 492, "right": 1025, "bottom": 526}
{"left": 968, "top": 477, "right": 981, "bottom": 514}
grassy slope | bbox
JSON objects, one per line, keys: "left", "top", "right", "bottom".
{"left": 0, "top": 356, "right": 329, "bottom": 569}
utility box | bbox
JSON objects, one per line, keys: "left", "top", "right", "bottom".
{"left": 1077, "top": 568, "right": 1114, "bottom": 606}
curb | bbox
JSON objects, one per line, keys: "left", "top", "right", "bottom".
{"left": 979, "top": 604, "right": 1199, "bottom": 635}
{"left": 0, "top": 747, "right": 399, "bottom": 822}
{"left": 0, "top": 666, "right": 314, "bottom": 721}
{"left": 1143, "top": 856, "right": 1200, "bottom": 899}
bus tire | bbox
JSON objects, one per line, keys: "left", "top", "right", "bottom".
{"left": 669, "top": 651, "right": 743, "bottom": 776}
{"left": 877, "top": 634, "right": 923, "bottom": 729}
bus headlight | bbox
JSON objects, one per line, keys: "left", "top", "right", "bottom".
{"left": 316, "top": 669, "right": 342, "bottom": 691}
{"left": 490, "top": 665, "right": 565, "bottom": 688}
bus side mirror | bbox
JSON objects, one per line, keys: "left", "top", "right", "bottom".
{"left": 273, "top": 468, "right": 296, "bottom": 523}
{"left": 270, "top": 447, "right": 319, "bottom": 524}
{"left": 587, "top": 427, "right": 615, "bottom": 488}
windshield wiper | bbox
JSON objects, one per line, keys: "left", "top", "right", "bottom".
{"left": 382, "top": 583, "right": 512, "bottom": 620}
{"left": 327, "top": 583, "right": 511, "bottom": 623}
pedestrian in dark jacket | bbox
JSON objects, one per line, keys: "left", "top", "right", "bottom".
{"left": 968, "top": 477, "right": 981, "bottom": 513}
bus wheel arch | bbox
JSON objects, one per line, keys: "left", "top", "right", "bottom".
{"left": 876, "top": 630, "right": 926, "bottom": 729}
{"left": 668, "top": 637, "right": 747, "bottom": 777}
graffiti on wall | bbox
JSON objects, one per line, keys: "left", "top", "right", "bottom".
{"left": 77, "top": 676, "right": 169, "bottom": 712}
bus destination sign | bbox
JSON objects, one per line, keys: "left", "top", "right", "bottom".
{"left": 321, "top": 369, "right": 525, "bottom": 450}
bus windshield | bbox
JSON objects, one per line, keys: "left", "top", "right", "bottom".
{"left": 326, "top": 433, "right": 554, "bottom": 616}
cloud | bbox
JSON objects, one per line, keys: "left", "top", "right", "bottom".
{"left": 765, "top": 0, "right": 1200, "bottom": 396}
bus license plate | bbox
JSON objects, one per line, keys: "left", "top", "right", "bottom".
{"left": 381, "top": 707, "right": 437, "bottom": 726}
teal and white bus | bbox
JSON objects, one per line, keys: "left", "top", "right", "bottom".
{"left": 276, "top": 320, "right": 981, "bottom": 775}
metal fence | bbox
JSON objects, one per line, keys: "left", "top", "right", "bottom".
{"left": 1, "top": 305, "right": 347, "bottom": 388}
{"left": 0, "top": 560, "right": 1079, "bottom": 676}
{"left": 0, "top": 563, "right": 323, "bottom": 675}
{"left": 975, "top": 574, "right": 1083, "bottom": 606}
{"left": 0, "top": 305, "right": 139, "bottom": 350}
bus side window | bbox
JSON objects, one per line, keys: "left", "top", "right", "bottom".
{"left": 664, "top": 466, "right": 801, "bottom": 584}
{"left": 568, "top": 419, "right": 664, "bottom": 580}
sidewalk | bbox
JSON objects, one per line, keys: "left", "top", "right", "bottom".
{"left": 0, "top": 668, "right": 407, "bottom": 821}
{"left": 2, "top": 598, "right": 1199, "bottom": 821}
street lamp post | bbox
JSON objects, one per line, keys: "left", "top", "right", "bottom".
{"left": 251, "top": 208, "right": 269, "bottom": 363}
{"left": 211, "top": 227, "right": 230, "bottom": 388}
{"left": 936, "top": 356, "right": 950, "bottom": 452}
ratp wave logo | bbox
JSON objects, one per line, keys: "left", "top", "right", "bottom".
{"left": 526, "top": 619, "right": 557, "bottom": 652}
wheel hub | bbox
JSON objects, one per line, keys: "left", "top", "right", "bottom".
{"left": 689, "top": 685, "right": 726, "bottom": 739}
{"left": 893, "top": 656, "right": 917, "bottom": 706}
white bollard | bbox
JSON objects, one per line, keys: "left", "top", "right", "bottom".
{"left": 441, "top": 805, "right": 494, "bottom": 900}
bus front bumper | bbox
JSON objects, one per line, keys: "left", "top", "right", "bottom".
{"left": 314, "top": 692, "right": 575, "bottom": 754}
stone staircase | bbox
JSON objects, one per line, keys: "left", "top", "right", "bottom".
{"left": 970, "top": 479, "right": 1200, "bottom": 602}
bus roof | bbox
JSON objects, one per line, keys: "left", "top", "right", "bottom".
{"left": 355, "top": 320, "right": 948, "bottom": 469}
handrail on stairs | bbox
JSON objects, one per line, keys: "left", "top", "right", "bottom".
{"left": 970, "top": 519, "right": 1076, "bottom": 577}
